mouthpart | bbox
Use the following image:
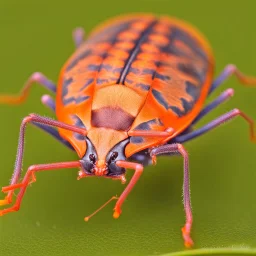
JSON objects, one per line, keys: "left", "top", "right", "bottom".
{"left": 92, "top": 160, "right": 108, "bottom": 176}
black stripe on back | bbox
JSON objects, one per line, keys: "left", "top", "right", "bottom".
{"left": 118, "top": 19, "right": 158, "bottom": 84}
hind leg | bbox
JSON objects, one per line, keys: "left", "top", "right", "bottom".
{"left": 150, "top": 144, "right": 193, "bottom": 248}
{"left": 192, "top": 88, "right": 234, "bottom": 125}
{"left": 190, "top": 65, "right": 256, "bottom": 126}
{"left": 175, "top": 109, "right": 256, "bottom": 143}
{"left": 209, "top": 64, "right": 256, "bottom": 95}
{"left": 0, "top": 72, "right": 56, "bottom": 105}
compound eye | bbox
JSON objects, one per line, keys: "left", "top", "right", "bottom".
{"left": 110, "top": 152, "right": 118, "bottom": 162}
{"left": 89, "top": 154, "right": 96, "bottom": 163}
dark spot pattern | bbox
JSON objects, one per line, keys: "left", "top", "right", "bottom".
{"left": 142, "top": 69, "right": 155, "bottom": 75}
{"left": 63, "top": 95, "right": 90, "bottom": 106}
{"left": 147, "top": 24, "right": 209, "bottom": 117}
{"left": 130, "top": 119, "right": 163, "bottom": 145}
{"left": 133, "top": 118, "right": 164, "bottom": 130}
{"left": 87, "top": 64, "right": 100, "bottom": 71}
{"left": 79, "top": 78, "right": 94, "bottom": 91}
{"left": 152, "top": 89, "right": 169, "bottom": 110}
{"left": 66, "top": 50, "right": 92, "bottom": 71}
{"left": 130, "top": 136, "right": 144, "bottom": 144}
{"left": 185, "top": 81, "right": 201, "bottom": 102}
{"left": 178, "top": 63, "right": 204, "bottom": 83}
{"left": 62, "top": 78, "right": 73, "bottom": 99}
{"left": 72, "top": 115, "right": 87, "bottom": 140}
{"left": 152, "top": 82, "right": 201, "bottom": 117}
{"left": 170, "top": 27, "right": 208, "bottom": 61}
{"left": 136, "top": 83, "right": 150, "bottom": 91}
{"left": 154, "top": 72, "right": 170, "bottom": 81}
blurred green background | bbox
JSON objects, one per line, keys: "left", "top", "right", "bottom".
{"left": 0, "top": 1, "right": 256, "bottom": 255}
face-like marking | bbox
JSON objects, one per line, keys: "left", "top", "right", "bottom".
{"left": 91, "top": 106, "right": 135, "bottom": 131}
{"left": 80, "top": 137, "right": 129, "bottom": 177}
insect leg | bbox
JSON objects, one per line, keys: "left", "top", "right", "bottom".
{"left": 174, "top": 109, "right": 256, "bottom": 143}
{"left": 150, "top": 143, "right": 193, "bottom": 248}
{"left": 0, "top": 161, "right": 81, "bottom": 215}
{"left": 72, "top": 27, "right": 85, "bottom": 48}
{"left": 209, "top": 64, "right": 256, "bottom": 95}
{"left": 32, "top": 123, "right": 74, "bottom": 151}
{"left": 0, "top": 113, "right": 86, "bottom": 205}
{"left": 114, "top": 161, "right": 144, "bottom": 218}
{"left": 41, "top": 94, "right": 56, "bottom": 112}
{"left": 128, "top": 128, "right": 174, "bottom": 139}
{"left": 192, "top": 88, "right": 234, "bottom": 125}
{"left": 0, "top": 72, "right": 56, "bottom": 105}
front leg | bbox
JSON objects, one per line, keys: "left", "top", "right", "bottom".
{"left": 0, "top": 161, "right": 81, "bottom": 216}
{"left": 0, "top": 113, "right": 86, "bottom": 206}
{"left": 114, "top": 161, "right": 144, "bottom": 218}
{"left": 150, "top": 144, "right": 193, "bottom": 248}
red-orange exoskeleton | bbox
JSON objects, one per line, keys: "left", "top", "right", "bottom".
{"left": 0, "top": 14, "right": 256, "bottom": 248}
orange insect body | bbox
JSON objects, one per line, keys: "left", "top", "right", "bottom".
{"left": 1, "top": 13, "right": 256, "bottom": 249}
{"left": 57, "top": 14, "right": 214, "bottom": 159}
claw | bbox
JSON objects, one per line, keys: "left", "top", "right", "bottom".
{"left": 0, "top": 196, "right": 11, "bottom": 206}
{"left": 120, "top": 175, "right": 126, "bottom": 184}
{"left": 77, "top": 170, "right": 87, "bottom": 180}
{"left": 113, "top": 207, "right": 121, "bottom": 219}
{"left": 151, "top": 155, "right": 157, "bottom": 165}
{"left": 182, "top": 226, "right": 194, "bottom": 248}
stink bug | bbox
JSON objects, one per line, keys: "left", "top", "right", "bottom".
{"left": 0, "top": 14, "right": 256, "bottom": 248}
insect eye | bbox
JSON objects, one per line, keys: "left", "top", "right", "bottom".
{"left": 89, "top": 154, "right": 96, "bottom": 163}
{"left": 110, "top": 152, "right": 118, "bottom": 162}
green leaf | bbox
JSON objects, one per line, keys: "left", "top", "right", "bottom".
{"left": 162, "top": 248, "right": 256, "bottom": 256}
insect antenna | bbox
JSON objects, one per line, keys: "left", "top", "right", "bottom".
{"left": 84, "top": 196, "right": 118, "bottom": 221}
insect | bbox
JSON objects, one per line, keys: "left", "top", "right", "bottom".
{"left": 0, "top": 14, "right": 256, "bottom": 248}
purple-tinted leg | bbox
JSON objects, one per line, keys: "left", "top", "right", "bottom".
{"left": 72, "top": 27, "right": 85, "bottom": 48}
{"left": 0, "top": 72, "right": 56, "bottom": 105}
{"left": 39, "top": 96, "right": 73, "bottom": 149}
{"left": 191, "top": 65, "right": 256, "bottom": 126}
{"left": 175, "top": 109, "right": 256, "bottom": 143}
{"left": 41, "top": 94, "right": 56, "bottom": 112}
{"left": 32, "top": 123, "right": 74, "bottom": 151}
{"left": 150, "top": 143, "right": 193, "bottom": 248}
{"left": 192, "top": 88, "right": 234, "bottom": 125}
{"left": 0, "top": 113, "right": 86, "bottom": 205}
{"left": 209, "top": 64, "right": 256, "bottom": 95}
